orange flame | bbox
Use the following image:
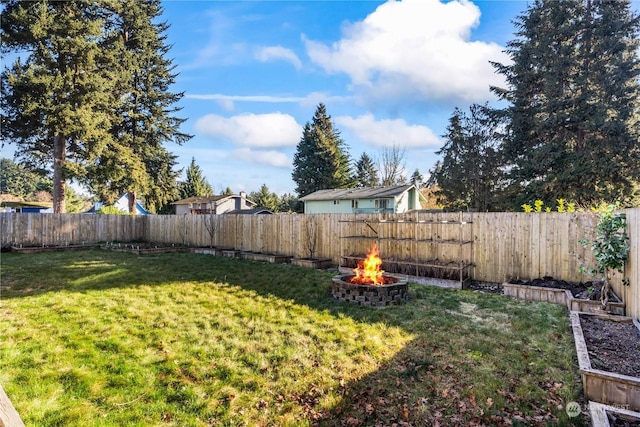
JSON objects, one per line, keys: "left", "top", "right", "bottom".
{"left": 351, "top": 243, "right": 385, "bottom": 285}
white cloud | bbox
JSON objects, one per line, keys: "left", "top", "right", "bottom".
{"left": 232, "top": 147, "right": 292, "bottom": 168}
{"left": 185, "top": 92, "right": 350, "bottom": 106}
{"left": 194, "top": 112, "right": 303, "bottom": 148}
{"left": 304, "top": 0, "right": 510, "bottom": 105}
{"left": 299, "top": 91, "right": 352, "bottom": 107}
{"left": 335, "top": 114, "right": 441, "bottom": 148}
{"left": 255, "top": 46, "right": 302, "bottom": 69}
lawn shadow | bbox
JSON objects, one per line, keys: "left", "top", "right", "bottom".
{"left": 0, "top": 250, "right": 170, "bottom": 298}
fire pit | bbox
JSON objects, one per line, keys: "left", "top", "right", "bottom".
{"left": 332, "top": 244, "right": 409, "bottom": 307}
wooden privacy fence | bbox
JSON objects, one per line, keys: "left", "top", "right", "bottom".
{"left": 1, "top": 209, "right": 638, "bottom": 317}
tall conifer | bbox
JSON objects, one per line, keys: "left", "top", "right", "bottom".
{"left": 491, "top": 0, "right": 640, "bottom": 206}
{"left": 179, "top": 158, "right": 213, "bottom": 198}
{"left": 88, "top": 0, "right": 189, "bottom": 213}
{"left": 1, "top": 0, "right": 118, "bottom": 212}
{"left": 292, "top": 103, "right": 354, "bottom": 197}
{"left": 354, "top": 152, "right": 379, "bottom": 187}
{"left": 433, "top": 104, "right": 507, "bottom": 211}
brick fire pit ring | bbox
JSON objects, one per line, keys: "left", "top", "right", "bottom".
{"left": 332, "top": 274, "right": 409, "bottom": 307}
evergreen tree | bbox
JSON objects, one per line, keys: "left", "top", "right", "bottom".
{"left": 433, "top": 104, "right": 507, "bottom": 212}
{"left": 141, "top": 149, "right": 181, "bottom": 214}
{"left": 179, "top": 158, "right": 213, "bottom": 198}
{"left": 0, "top": 158, "right": 51, "bottom": 199}
{"left": 249, "top": 184, "right": 281, "bottom": 212}
{"left": 491, "top": 0, "right": 640, "bottom": 206}
{"left": 354, "top": 152, "right": 379, "bottom": 187}
{"left": 279, "top": 193, "right": 301, "bottom": 213}
{"left": 410, "top": 169, "right": 423, "bottom": 186}
{"left": 292, "top": 103, "right": 354, "bottom": 197}
{"left": 87, "top": 0, "right": 189, "bottom": 213}
{"left": 1, "top": 0, "right": 118, "bottom": 212}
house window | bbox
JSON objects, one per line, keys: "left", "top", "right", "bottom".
{"left": 333, "top": 200, "right": 340, "bottom": 205}
{"left": 351, "top": 200, "right": 358, "bottom": 209}
{"left": 375, "top": 199, "right": 388, "bottom": 210}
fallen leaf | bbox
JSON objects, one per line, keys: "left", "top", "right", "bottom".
{"left": 400, "top": 403, "right": 410, "bottom": 421}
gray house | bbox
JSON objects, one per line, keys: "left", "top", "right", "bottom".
{"left": 172, "top": 192, "right": 256, "bottom": 215}
{"left": 299, "top": 184, "right": 422, "bottom": 214}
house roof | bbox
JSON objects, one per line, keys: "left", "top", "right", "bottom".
{"left": 225, "top": 208, "right": 273, "bottom": 215}
{"left": 299, "top": 184, "right": 415, "bottom": 202}
{"left": 0, "top": 200, "right": 52, "bottom": 209}
{"left": 171, "top": 194, "right": 256, "bottom": 207}
{"left": 171, "top": 195, "right": 229, "bottom": 205}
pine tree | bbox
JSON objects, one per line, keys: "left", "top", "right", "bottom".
{"left": 354, "top": 152, "right": 379, "bottom": 187}
{"left": 410, "top": 169, "right": 423, "bottom": 186}
{"left": 491, "top": 0, "right": 640, "bottom": 206}
{"left": 0, "top": 158, "right": 51, "bottom": 199}
{"left": 87, "top": 0, "right": 189, "bottom": 213}
{"left": 279, "top": 193, "right": 301, "bottom": 213}
{"left": 249, "top": 184, "right": 281, "bottom": 212}
{"left": 292, "top": 103, "right": 354, "bottom": 197}
{"left": 433, "top": 104, "right": 507, "bottom": 211}
{"left": 1, "top": 0, "right": 118, "bottom": 213}
{"left": 179, "top": 158, "right": 213, "bottom": 198}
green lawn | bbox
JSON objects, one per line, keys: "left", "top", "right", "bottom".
{"left": 0, "top": 250, "right": 588, "bottom": 426}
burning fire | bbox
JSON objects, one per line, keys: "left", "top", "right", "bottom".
{"left": 351, "top": 243, "right": 386, "bottom": 285}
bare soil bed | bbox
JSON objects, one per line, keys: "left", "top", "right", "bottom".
{"left": 609, "top": 413, "right": 640, "bottom": 427}
{"left": 507, "top": 276, "right": 612, "bottom": 301}
{"left": 469, "top": 277, "right": 610, "bottom": 299}
{"left": 580, "top": 315, "right": 640, "bottom": 378}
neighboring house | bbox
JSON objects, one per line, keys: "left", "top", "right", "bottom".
{"left": 0, "top": 200, "right": 53, "bottom": 213}
{"left": 300, "top": 184, "right": 422, "bottom": 214}
{"left": 86, "top": 194, "right": 149, "bottom": 215}
{"left": 172, "top": 192, "right": 256, "bottom": 215}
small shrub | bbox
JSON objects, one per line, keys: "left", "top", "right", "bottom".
{"left": 579, "top": 204, "right": 630, "bottom": 307}
{"left": 96, "top": 205, "right": 129, "bottom": 215}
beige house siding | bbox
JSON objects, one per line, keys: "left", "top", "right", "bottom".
{"left": 173, "top": 193, "right": 255, "bottom": 215}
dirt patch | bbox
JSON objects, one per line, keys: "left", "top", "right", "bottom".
{"left": 609, "top": 412, "right": 640, "bottom": 427}
{"left": 580, "top": 315, "right": 640, "bottom": 378}
{"left": 467, "top": 281, "right": 503, "bottom": 294}
{"left": 507, "top": 276, "right": 615, "bottom": 301}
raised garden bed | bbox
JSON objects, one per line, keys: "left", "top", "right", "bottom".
{"left": 101, "top": 243, "right": 191, "bottom": 255}
{"left": 192, "top": 247, "right": 224, "bottom": 256}
{"left": 246, "top": 252, "right": 292, "bottom": 264}
{"left": 590, "top": 402, "right": 640, "bottom": 427}
{"left": 290, "top": 257, "right": 333, "bottom": 269}
{"left": 504, "top": 277, "right": 625, "bottom": 315}
{"left": 222, "top": 249, "right": 240, "bottom": 258}
{"left": 10, "top": 244, "right": 99, "bottom": 253}
{"left": 571, "top": 312, "right": 640, "bottom": 412}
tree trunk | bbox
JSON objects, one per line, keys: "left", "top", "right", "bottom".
{"left": 128, "top": 191, "right": 136, "bottom": 214}
{"left": 52, "top": 134, "right": 66, "bottom": 213}
{"left": 601, "top": 273, "right": 610, "bottom": 309}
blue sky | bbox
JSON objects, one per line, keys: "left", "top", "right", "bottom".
{"left": 3, "top": 0, "right": 639, "bottom": 198}
{"left": 164, "top": 0, "right": 528, "bottom": 196}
